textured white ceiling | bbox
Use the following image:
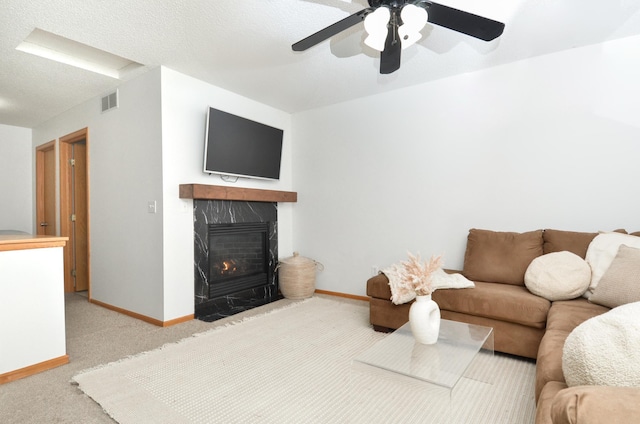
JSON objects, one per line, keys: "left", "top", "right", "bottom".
{"left": 1, "top": 0, "right": 640, "bottom": 129}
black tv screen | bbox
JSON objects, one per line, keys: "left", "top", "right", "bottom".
{"left": 203, "top": 107, "right": 284, "bottom": 180}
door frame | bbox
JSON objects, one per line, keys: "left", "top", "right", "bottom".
{"left": 35, "top": 140, "right": 57, "bottom": 236}
{"left": 60, "top": 128, "right": 91, "bottom": 295}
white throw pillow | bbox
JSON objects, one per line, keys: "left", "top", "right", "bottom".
{"left": 585, "top": 233, "right": 640, "bottom": 298}
{"left": 524, "top": 251, "right": 591, "bottom": 301}
{"left": 563, "top": 301, "right": 640, "bottom": 387}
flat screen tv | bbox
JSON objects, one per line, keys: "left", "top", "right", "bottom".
{"left": 203, "top": 107, "right": 284, "bottom": 181}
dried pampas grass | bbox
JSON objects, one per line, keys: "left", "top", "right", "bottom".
{"left": 385, "top": 252, "right": 442, "bottom": 304}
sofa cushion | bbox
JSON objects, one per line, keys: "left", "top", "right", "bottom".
{"left": 524, "top": 251, "right": 591, "bottom": 301}
{"left": 535, "top": 299, "right": 608, "bottom": 400}
{"left": 545, "top": 298, "right": 609, "bottom": 333}
{"left": 589, "top": 245, "right": 640, "bottom": 308}
{"left": 462, "top": 229, "right": 544, "bottom": 286}
{"left": 432, "top": 281, "right": 550, "bottom": 328}
{"left": 563, "top": 301, "right": 640, "bottom": 387}
{"left": 585, "top": 232, "right": 640, "bottom": 297}
{"left": 551, "top": 386, "right": 640, "bottom": 424}
{"left": 536, "top": 381, "right": 568, "bottom": 424}
{"left": 542, "top": 229, "right": 597, "bottom": 258}
{"left": 536, "top": 328, "right": 572, "bottom": 401}
{"left": 439, "top": 310, "right": 544, "bottom": 359}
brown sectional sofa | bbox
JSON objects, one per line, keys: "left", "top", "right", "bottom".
{"left": 366, "top": 228, "right": 640, "bottom": 424}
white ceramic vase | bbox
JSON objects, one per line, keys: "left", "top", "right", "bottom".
{"left": 409, "top": 294, "right": 441, "bottom": 344}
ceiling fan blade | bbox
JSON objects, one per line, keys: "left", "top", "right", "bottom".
{"left": 424, "top": 1, "right": 505, "bottom": 41}
{"left": 380, "top": 18, "right": 401, "bottom": 74}
{"left": 292, "top": 9, "right": 372, "bottom": 52}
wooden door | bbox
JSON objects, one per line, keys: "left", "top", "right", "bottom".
{"left": 60, "top": 129, "right": 90, "bottom": 294}
{"left": 71, "top": 141, "right": 89, "bottom": 292}
{"left": 36, "top": 141, "right": 56, "bottom": 236}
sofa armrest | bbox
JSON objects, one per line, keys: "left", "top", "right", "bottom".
{"left": 551, "top": 385, "right": 640, "bottom": 424}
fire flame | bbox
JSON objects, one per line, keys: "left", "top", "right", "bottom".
{"left": 219, "top": 260, "right": 237, "bottom": 275}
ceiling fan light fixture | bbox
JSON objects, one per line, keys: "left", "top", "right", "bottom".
{"left": 291, "top": 1, "right": 506, "bottom": 75}
{"left": 364, "top": 7, "right": 391, "bottom": 52}
{"left": 399, "top": 4, "right": 428, "bottom": 49}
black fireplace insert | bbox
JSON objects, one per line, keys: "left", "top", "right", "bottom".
{"left": 208, "top": 222, "right": 270, "bottom": 299}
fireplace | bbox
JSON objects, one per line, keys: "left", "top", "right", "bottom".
{"left": 208, "top": 222, "right": 270, "bottom": 299}
{"left": 193, "top": 199, "right": 280, "bottom": 322}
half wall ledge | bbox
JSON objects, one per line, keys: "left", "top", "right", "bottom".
{"left": 179, "top": 184, "right": 297, "bottom": 203}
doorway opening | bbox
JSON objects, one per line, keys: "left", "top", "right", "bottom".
{"left": 60, "top": 128, "right": 90, "bottom": 295}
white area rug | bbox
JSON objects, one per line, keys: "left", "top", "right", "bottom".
{"left": 73, "top": 297, "right": 536, "bottom": 423}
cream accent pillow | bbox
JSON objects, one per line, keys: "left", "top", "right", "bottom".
{"left": 584, "top": 233, "right": 640, "bottom": 298}
{"left": 589, "top": 245, "right": 640, "bottom": 308}
{"left": 563, "top": 301, "right": 640, "bottom": 387}
{"left": 524, "top": 251, "right": 591, "bottom": 301}
{"left": 431, "top": 268, "right": 475, "bottom": 291}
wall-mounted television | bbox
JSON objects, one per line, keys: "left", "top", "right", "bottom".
{"left": 203, "top": 107, "right": 284, "bottom": 181}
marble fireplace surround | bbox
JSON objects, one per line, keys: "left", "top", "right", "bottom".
{"left": 180, "top": 184, "right": 297, "bottom": 321}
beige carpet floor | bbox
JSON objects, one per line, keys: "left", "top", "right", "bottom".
{"left": 0, "top": 293, "right": 301, "bottom": 423}
{"left": 72, "top": 297, "right": 536, "bottom": 424}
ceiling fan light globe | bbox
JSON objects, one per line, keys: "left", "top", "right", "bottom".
{"left": 399, "top": 4, "right": 428, "bottom": 49}
{"left": 364, "top": 7, "right": 391, "bottom": 52}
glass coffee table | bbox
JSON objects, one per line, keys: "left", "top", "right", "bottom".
{"left": 350, "top": 319, "right": 494, "bottom": 422}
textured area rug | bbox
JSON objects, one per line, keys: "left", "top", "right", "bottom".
{"left": 73, "top": 297, "right": 536, "bottom": 423}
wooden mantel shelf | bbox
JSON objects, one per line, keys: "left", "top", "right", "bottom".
{"left": 179, "top": 184, "right": 297, "bottom": 203}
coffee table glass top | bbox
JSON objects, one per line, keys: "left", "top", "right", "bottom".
{"left": 354, "top": 319, "right": 494, "bottom": 389}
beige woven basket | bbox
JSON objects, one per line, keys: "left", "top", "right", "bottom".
{"left": 277, "top": 252, "right": 324, "bottom": 300}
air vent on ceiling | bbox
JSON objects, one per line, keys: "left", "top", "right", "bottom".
{"left": 101, "top": 90, "right": 118, "bottom": 112}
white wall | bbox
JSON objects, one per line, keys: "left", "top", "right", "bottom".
{"left": 292, "top": 35, "right": 640, "bottom": 297}
{"left": 0, "top": 124, "right": 32, "bottom": 232}
{"left": 159, "top": 67, "right": 294, "bottom": 320}
{"left": 32, "top": 66, "right": 294, "bottom": 322}
{"left": 27, "top": 34, "right": 640, "bottom": 317}
{"left": 33, "top": 68, "right": 165, "bottom": 320}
